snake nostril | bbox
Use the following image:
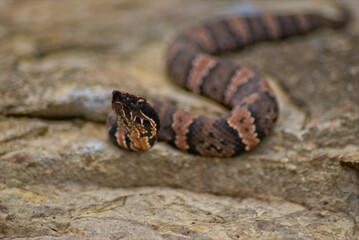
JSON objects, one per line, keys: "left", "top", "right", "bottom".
{"left": 112, "top": 90, "right": 123, "bottom": 101}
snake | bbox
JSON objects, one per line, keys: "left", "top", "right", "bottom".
{"left": 106, "top": 4, "right": 350, "bottom": 157}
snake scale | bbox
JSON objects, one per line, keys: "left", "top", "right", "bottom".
{"left": 107, "top": 4, "right": 349, "bottom": 157}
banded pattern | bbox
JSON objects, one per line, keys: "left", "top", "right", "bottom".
{"left": 108, "top": 7, "right": 350, "bottom": 157}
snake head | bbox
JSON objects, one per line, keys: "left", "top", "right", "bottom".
{"left": 111, "top": 90, "right": 160, "bottom": 149}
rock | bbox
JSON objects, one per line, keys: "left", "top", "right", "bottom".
{"left": 0, "top": 0, "right": 358, "bottom": 238}
{"left": 0, "top": 186, "right": 356, "bottom": 239}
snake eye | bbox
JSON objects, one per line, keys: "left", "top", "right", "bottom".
{"left": 136, "top": 98, "right": 146, "bottom": 107}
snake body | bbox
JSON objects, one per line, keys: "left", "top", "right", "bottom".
{"left": 107, "top": 6, "right": 349, "bottom": 157}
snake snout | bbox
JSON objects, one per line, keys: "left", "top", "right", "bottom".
{"left": 112, "top": 90, "right": 122, "bottom": 102}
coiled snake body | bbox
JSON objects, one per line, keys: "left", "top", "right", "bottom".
{"left": 107, "top": 6, "right": 349, "bottom": 157}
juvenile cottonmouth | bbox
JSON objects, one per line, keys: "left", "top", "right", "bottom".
{"left": 107, "top": 5, "right": 350, "bottom": 157}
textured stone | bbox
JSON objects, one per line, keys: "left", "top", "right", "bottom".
{"left": 0, "top": 186, "right": 356, "bottom": 239}
{"left": 0, "top": 0, "right": 358, "bottom": 239}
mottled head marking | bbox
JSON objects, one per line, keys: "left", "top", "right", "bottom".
{"left": 111, "top": 90, "right": 160, "bottom": 151}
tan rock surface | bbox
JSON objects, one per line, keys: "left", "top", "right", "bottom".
{"left": 0, "top": 186, "right": 356, "bottom": 239}
{"left": 0, "top": 0, "right": 358, "bottom": 239}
